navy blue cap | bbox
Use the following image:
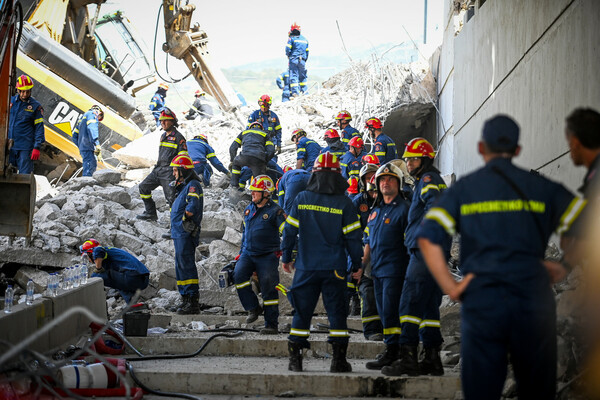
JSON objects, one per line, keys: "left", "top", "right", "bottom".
{"left": 482, "top": 115, "right": 520, "bottom": 152}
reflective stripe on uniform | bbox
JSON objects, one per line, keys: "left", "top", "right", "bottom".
{"left": 140, "top": 194, "right": 152, "bottom": 199}
{"left": 235, "top": 280, "right": 251, "bottom": 289}
{"left": 419, "top": 319, "right": 441, "bottom": 329}
{"left": 279, "top": 221, "right": 286, "bottom": 234}
{"left": 290, "top": 328, "right": 310, "bottom": 337}
{"left": 343, "top": 221, "right": 361, "bottom": 235}
{"left": 263, "top": 299, "right": 279, "bottom": 306}
{"left": 34, "top": 118, "right": 43, "bottom": 124}
{"left": 187, "top": 192, "right": 201, "bottom": 199}
{"left": 421, "top": 184, "right": 446, "bottom": 196}
{"left": 400, "top": 315, "right": 422, "bottom": 326}
{"left": 286, "top": 215, "right": 299, "bottom": 228}
{"left": 375, "top": 152, "right": 386, "bottom": 156}
{"left": 383, "top": 327, "right": 402, "bottom": 335}
{"left": 557, "top": 197, "right": 586, "bottom": 234}
{"left": 362, "top": 315, "right": 381, "bottom": 323}
{"left": 425, "top": 207, "right": 456, "bottom": 236}
{"left": 160, "top": 142, "right": 178, "bottom": 148}
{"left": 177, "top": 278, "right": 199, "bottom": 286}
{"left": 329, "top": 330, "right": 349, "bottom": 337}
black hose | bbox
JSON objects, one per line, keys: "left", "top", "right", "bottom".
{"left": 127, "top": 362, "right": 202, "bottom": 400}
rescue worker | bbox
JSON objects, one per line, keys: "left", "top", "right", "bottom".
{"left": 170, "top": 154, "right": 204, "bottom": 315}
{"left": 320, "top": 128, "right": 346, "bottom": 158}
{"left": 8, "top": 74, "right": 45, "bottom": 174}
{"left": 278, "top": 167, "right": 310, "bottom": 215}
{"left": 234, "top": 175, "right": 286, "bottom": 334}
{"left": 248, "top": 95, "right": 282, "bottom": 153}
{"left": 184, "top": 90, "right": 213, "bottom": 120}
{"left": 281, "top": 152, "right": 363, "bottom": 373}
{"left": 187, "top": 133, "right": 229, "bottom": 187}
{"left": 276, "top": 70, "right": 291, "bottom": 102}
{"left": 229, "top": 121, "right": 275, "bottom": 189}
{"left": 381, "top": 138, "right": 449, "bottom": 377}
{"left": 137, "top": 108, "right": 188, "bottom": 226}
{"left": 340, "top": 136, "right": 366, "bottom": 187}
{"left": 80, "top": 239, "right": 149, "bottom": 304}
{"left": 149, "top": 82, "right": 168, "bottom": 126}
{"left": 361, "top": 163, "right": 410, "bottom": 370}
{"left": 286, "top": 23, "right": 309, "bottom": 96}
{"left": 418, "top": 115, "right": 585, "bottom": 399}
{"left": 335, "top": 110, "right": 361, "bottom": 150}
{"left": 565, "top": 108, "right": 600, "bottom": 200}
{"left": 73, "top": 105, "right": 104, "bottom": 177}
{"left": 291, "top": 128, "right": 321, "bottom": 172}
{"left": 365, "top": 117, "right": 398, "bottom": 165}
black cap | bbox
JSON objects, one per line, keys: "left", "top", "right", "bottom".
{"left": 482, "top": 115, "right": 520, "bottom": 152}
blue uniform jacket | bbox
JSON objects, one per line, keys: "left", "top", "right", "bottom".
{"left": 170, "top": 179, "right": 204, "bottom": 239}
{"left": 230, "top": 128, "right": 275, "bottom": 162}
{"left": 341, "top": 126, "right": 361, "bottom": 149}
{"left": 248, "top": 110, "right": 282, "bottom": 147}
{"left": 240, "top": 200, "right": 286, "bottom": 256}
{"left": 72, "top": 110, "right": 100, "bottom": 151}
{"left": 282, "top": 191, "right": 362, "bottom": 271}
{"left": 418, "top": 157, "right": 586, "bottom": 286}
{"left": 372, "top": 134, "right": 398, "bottom": 165}
{"left": 296, "top": 136, "right": 321, "bottom": 170}
{"left": 340, "top": 151, "right": 363, "bottom": 182}
{"left": 92, "top": 247, "right": 149, "bottom": 275}
{"left": 276, "top": 71, "right": 290, "bottom": 94}
{"left": 364, "top": 195, "right": 410, "bottom": 278}
{"left": 9, "top": 95, "right": 45, "bottom": 151}
{"left": 149, "top": 92, "right": 165, "bottom": 121}
{"left": 286, "top": 34, "right": 309, "bottom": 61}
{"left": 278, "top": 169, "right": 310, "bottom": 214}
{"left": 351, "top": 192, "right": 373, "bottom": 230}
{"left": 320, "top": 140, "right": 346, "bottom": 159}
{"left": 187, "top": 137, "right": 228, "bottom": 174}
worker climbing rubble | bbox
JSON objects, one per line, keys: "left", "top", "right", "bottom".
{"left": 229, "top": 121, "right": 275, "bottom": 190}
{"left": 248, "top": 95, "right": 282, "bottom": 153}
{"left": 335, "top": 110, "right": 361, "bottom": 150}
{"left": 72, "top": 105, "right": 103, "bottom": 177}
{"left": 187, "top": 133, "right": 230, "bottom": 187}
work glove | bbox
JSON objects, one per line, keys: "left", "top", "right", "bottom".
{"left": 94, "top": 145, "right": 101, "bottom": 156}
{"left": 226, "top": 171, "right": 232, "bottom": 178}
{"left": 30, "top": 149, "right": 40, "bottom": 160}
{"left": 274, "top": 250, "right": 283, "bottom": 258}
{"left": 181, "top": 215, "right": 197, "bottom": 234}
{"left": 228, "top": 162, "right": 233, "bottom": 171}
{"left": 276, "top": 145, "right": 282, "bottom": 155}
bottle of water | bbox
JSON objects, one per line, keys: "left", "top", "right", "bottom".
{"left": 64, "top": 268, "right": 72, "bottom": 290}
{"left": 80, "top": 264, "right": 88, "bottom": 285}
{"left": 4, "top": 285, "right": 14, "bottom": 313}
{"left": 48, "top": 273, "right": 55, "bottom": 297}
{"left": 72, "top": 265, "right": 80, "bottom": 288}
{"left": 26, "top": 279, "right": 34, "bottom": 305}
{"left": 53, "top": 273, "right": 59, "bottom": 296}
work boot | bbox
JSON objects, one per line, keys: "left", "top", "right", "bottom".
{"left": 136, "top": 210, "right": 158, "bottom": 221}
{"left": 246, "top": 305, "right": 263, "bottom": 323}
{"left": 330, "top": 342, "right": 352, "bottom": 373}
{"left": 177, "top": 294, "right": 200, "bottom": 315}
{"left": 419, "top": 346, "right": 444, "bottom": 376}
{"left": 365, "top": 344, "right": 399, "bottom": 370}
{"left": 167, "top": 295, "right": 186, "bottom": 312}
{"left": 259, "top": 326, "right": 278, "bottom": 335}
{"left": 161, "top": 228, "right": 172, "bottom": 240}
{"left": 288, "top": 341, "right": 303, "bottom": 372}
{"left": 366, "top": 332, "right": 384, "bottom": 342}
{"left": 381, "top": 345, "right": 420, "bottom": 376}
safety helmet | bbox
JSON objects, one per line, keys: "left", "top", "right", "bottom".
{"left": 362, "top": 154, "right": 380, "bottom": 165}
{"left": 347, "top": 178, "right": 359, "bottom": 194}
{"left": 403, "top": 137, "right": 436, "bottom": 159}
{"left": 16, "top": 75, "right": 34, "bottom": 91}
{"left": 248, "top": 121, "right": 263, "bottom": 130}
{"left": 194, "top": 90, "right": 205, "bottom": 97}
{"left": 258, "top": 94, "right": 272, "bottom": 106}
{"left": 290, "top": 22, "right": 301, "bottom": 33}
{"left": 359, "top": 163, "right": 379, "bottom": 186}
{"left": 375, "top": 162, "right": 403, "bottom": 187}
{"left": 291, "top": 128, "right": 306, "bottom": 141}
{"left": 159, "top": 108, "right": 177, "bottom": 121}
{"left": 196, "top": 133, "right": 208, "bottom": 141}
{"left": 365, "top": 117, "right": 383, "bottom": 130}
{"left": 335, "top": 110, "right": 352, "bottom": 121}
{"left": 348, "top": 136, "right": 364, "bottom": 149}
{"left": 158, "top": 82, "right": 169, "bottom": 90}
{"left": 248, "top": 175, "right": 275, "bottom": 193}
{"left": 367, "top": 175, "right": 378, "bottom": 192}
{"left": 283, "top": 165, "right": 293, "bottom": 173}
{"left": 313, "top": 152, "right": 341, "bottom": 173}
{"left": 91, "top": 105, "right": 104, "bottom": 122}
{"left": 80, "top": 239, "right": 100, "bottom": 254}
{"left": 323, "top": 128, "right": 340, "bottom": 139}
{"left": 170, "top": 154, "right": 194, "bottom": 169}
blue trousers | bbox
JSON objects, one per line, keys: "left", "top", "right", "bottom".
{"left": 282, "top": 91, "right": 290, "bottom": 102}
{"left": 92, "top": 270, "right": 149, "bottom": 304}
{"left": 194, "top": 162, "right": 213, "bottom": 186}
{"left": 80, "top": 150, "right": 97, "bottom": 176}
{"left": 234, "top": 252, "right": 280, "bottom": 328}
{"left": 373, "top": 275, "right": 403, "bottom": 345}
{"left": 287, "top": 269, "right": 348, "bottom": 348}
{"left": 288, "top": 58, "right": 307, "bottom": 95}
{"left": 174, "top": 236, "right": 199, "bottom": 296}
{"left": 398, "top": 250, "right": 443, "bottom": 348}
{"left": 460, "top": 279, "right": 556, "bottom": 400}
{"left": 9, "top": 149, "right": 34, "bottom": 174}
{"left": 358, "top": 275, "right": 382, "bottom": 338}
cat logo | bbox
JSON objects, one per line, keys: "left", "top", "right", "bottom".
{"left": 48, "top": 101, "right": 82, "bottom": 136}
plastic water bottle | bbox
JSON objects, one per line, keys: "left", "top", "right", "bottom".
{"left": 53, "top": 273, "right": 59, "bottom": 296}
{"left": 72, "top": 265, "right": 80, "bottom": 288}
{"left": 4, "top": 285, "right": 14, "bottom": 313}
{"left": 80, "top": 264, "right": 88, "bottom": 285}
{"left": 26, "top": 279, "right": 34, "bottom": 305}
{"left": 48, "top": 273, "right": 55, "bottom": 297}
{"left": 64, "top": 268, "right": 72, "bottom": 290}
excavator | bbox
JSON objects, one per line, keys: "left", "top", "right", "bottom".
{"left": 1, "top": 0, "right": 242, "bottom": 239}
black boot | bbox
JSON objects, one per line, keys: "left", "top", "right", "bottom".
{"left": 330, "top": 342, "right": 352, "bottom": 373}
{"left": 167, "top": 295, "right": 186, "bottom": 312}
{"left": 246, "top": 305, "right": 263, "bottom": 323}
{"left": 161, "top": 228, "right": 172, "bottom": 240}
{"left": 137, "top": 199, "right": 158, "bottom": 221}
{"left": 381, "top": 345, "right": 420, "bottom": 376}
{"left": 365, "top": 344, "right": 398, "bottom": 370}
{"left": 419, "top": 346, "right": 444, "bottom": 376}
{"left": 177, "top": 294, "right": 200, "bottom": 315}
{"left": 288, "top": 341, "right": 303, "bottom": 372}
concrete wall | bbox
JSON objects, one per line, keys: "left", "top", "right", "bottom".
{"left": 437, "top": 0, "right": 600, "bottom": 193}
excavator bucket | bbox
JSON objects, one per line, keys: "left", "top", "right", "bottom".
{"left": 0, "top": 173, "right": 36, "bottom": 238}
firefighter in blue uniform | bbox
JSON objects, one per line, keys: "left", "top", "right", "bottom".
{"left": 234, "top": 175, "right": 286, "bottom": 334}
{"left": 282, "top": 152, "right": 362, "bottom": 373}
{"left": 276, "top": 71, "right": 291, "bottom": 102}
{"left": 170, "top": 154, "right": 204, "bottom": 315}
{"left": 80, "top": 239, "right": 149, "bottom": 304}
{"left": 73, "top": 105, "right": 104, "bottom": 176}
{"left": 335, "top": 110, "right": 361, "bottom": 150}
{"left": 418, "top": 115, "right": 585, "bottom": 399}
{"left": 237, "top": 156, "right": 283, "bottom": 192}
{"left": 286, "top": 23, "right": 309, "bottom": 96}
{"left": 149, "top": 83, "right": 168, "bottom": 126}
{"left": 292, "top": 129, "right": 322, "bottom": 172}
{"left": 8, "top": 75, "right": 45, "bottom": 174}
{"left": 229, "top": 121, "right": 275, "bottom": 189}
{"left": 248, "top": 95, "right": 282, "bottom": 153}
{"left": 187, "top": 133, "right": 230, "bottom": 187}
{"left": 381, "top": 138, "right": 449, "bottom": 377}
{"left": 362, "top": 163, "right": 410, "bottom": 370}
{"left": 365, "top": 117, "right": 398, "bottom": 165}
{"left": 320, "top": 128, "right": 346, "bottom": 158}
{"left": 340, "top": 136, "right": 366, "bottom": 186}
{"left": 278, "top": 167, "right": 310, "bottom": 215}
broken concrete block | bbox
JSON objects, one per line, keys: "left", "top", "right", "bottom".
{"left": 37, "top": 194, "right": 68, "bottom": 210}
{"left": 60, "top": 234, "right": 81, "bottom": 249}
{"left": 199, "top": 289, "right": 238, "bottom": 308}
{"left": 113, "top": 232, "right": 146, "bottom": 252}
{"left": 36, "top": 221, "right": 69, "bottom": 237}
{"left": 208, "top": 240, "right": 239, "bottom": 260}
{"left": 134, "top": 220, "right": 168, "bottom": 243}
{"left": 113, "top": 130, "right": 160, "bottom": 168}
{"left": 75, "top": 226, "right": 115, "bottom": 248}
{"left": 95, "top": 187, "right": 132, "bottom": 206}
{"left": 124, "top": 168, "right": 152, "bottom": 182}
{"left": 222, "top": 226, "right": 242, "bottom": 246}
{"left": 62, "top": 198, "right": 89, "bottom": 214}
{"left": 59, "top": 177, "right": 96, "bottom": 191}
{"left": 39, "top": 233, "right": 61, "bottom": 253}
{"left": 93, "top": 169, "right": 122, "bottom": 185}
{"left": 14, "top": 266, "right": 51, "bottom": 292}
{"left": 201, "top": 210, "right": 242, "bottom": 238}
{"left": 35, "top": 202, "right": 61, "bottom": 222}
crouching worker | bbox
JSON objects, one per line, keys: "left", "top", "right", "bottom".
{"left": 170, "top": 154, "right": 204, "bottom": 314}
{"left": 234, "top": 175, "right": 286, "bottom": 334}
{"left": 80, "top": 239, "right": 149, "bottom": 304}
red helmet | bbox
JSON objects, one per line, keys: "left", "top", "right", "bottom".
{"left": 248, "top": 121, "right": 264, "bottom": 130}
{"left": 362, "top": 154, "right": 380, "bottom": 165}
{"left": 194, "top": 90, "right": 205, "bottom": 97}
{"left": 347, "top": 178, "right": 359, "bottom": 194}
{"left": 324, "top": 128, "right": 340, "bottom": 139}
{"left": 283, "top": 165, "right": 293, "bottom": 173}
{"left": 196, "top": 133, "right": 208, "bottom": 141}
{"left": 403, "top": 138, "right": 435, "bottom": 159}
{"left": 335, "top": 110, "right": 352, "bottom": 121}
{"left": 313, "top": 152, "right": 341, "bottom": 172}
{"left": 80, "top": 239, "right": 100, "bottom": 254}
{"left": 170, "top": 154, "right": 194, "bottom": 169}
{"left": 365, "top": 117, "right": 383, "bottom": 130}
{"left": 290, "top": 22, "right": 301, "bottom": 33}
{"left": 159, "top": 108, "right": 177, "bottom": 121}
{"left": 16, "top": 75, "right": 34, "bottom": 90}
{"left": 258, "top": 94, "right": 272, "bottom": 106}
{"left": 291, "top": 128, "right": 306, "bottom": 141}
{"left": 348, "top": 136, "right": 364, "bottom": 149}
{"left": 248, "top": 175, "right": 275, "bottom": 193}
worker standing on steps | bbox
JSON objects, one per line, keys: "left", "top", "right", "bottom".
{"left": 417, "top": 115, "right": 585, "bottom": 399}
{"left": 8, "top": 74, "right": 45, "bottom": 174}
{"left": 187, "top": 133, "right": 230, "bottom": 187}
{"left": 149, "top": 82, "right": 168, "bottom": 126}
{"left": 286, "top": 23, "right": 309, "bottom": 96}
{"left": 381, "top": 138, "right": 449, "bottom": 377}
{"left": 72, "top": 105, "right": 104, "bottom": 177}
{"left": 335, "top": 110, "right": 361, "bottom": 150}
{"left": 234, "top": 175, "right": 286, "bottom": 334}
{"left": 247, "top": 95, "right": 282, "bottom": 154}
{"left": 281, "top": 152, "right": 363, "bottom": 373}
{"left": 229, "top": 121, "right": 275, "bottom": 190}
{"left": 291, "top": 129, "right": 321, "bottom": 172}
{"left": 365, "top": 117, "right": 398, "bottom": 165}
{"left": 276, "top": 71, "right": 291, "bottom": 102}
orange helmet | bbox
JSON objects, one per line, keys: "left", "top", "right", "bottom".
{"left": 16, "top": 75, "right": 34, "bottom": 91}
{"left": 290, "top": 23, "right": 301, "bottom": 33}
{"left": 291, "top": 128, "right": 306, "bottom": 141}
{"left": 170, "top": 154, "right": 194, "bottom": 169}
{"left": 313, "top": 152, "right": 341, "bottom": 173}
{"left": 365, "top": 117, "right": 383, "bottom": 130}
{"left": 362, "top": 154, "right": 380, "bottom": 165}
{"left": 258, "top": 94, "right": 272, "bottom": 106}
{"left": 403, "top": 138, "right": 435, "bottom": 159}
{"left": 324, "top": 128, "right": 340, "bottom": 139}
{"left": 348, "top": 136, "right": 364, "bottom": 149}
{"left": 158, "top": 82, "right": 169, "bottom": 90}
{"left": 283, "top": 165, "right": 293, "bottom": 173}
{"left": 335, "top": 110, "right": 352, "bottom": 121}
{"left": 159, "top": 108, "right": 177, "bottom": 121}
{"left": 249, "top": 175, "right": 275, "bottom": 193}
{"left": 347, "top": 178, "right": 359, "bottom": 194}
{"left": 80, "top": 239, "right": 100, "bottom": 254}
